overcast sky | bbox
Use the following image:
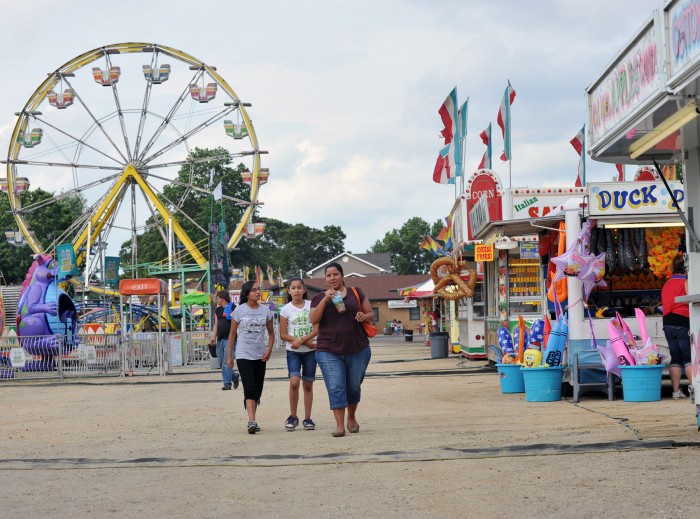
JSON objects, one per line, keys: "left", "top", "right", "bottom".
{"left": 0, "top": 0, "right": 662, "bottom": 255}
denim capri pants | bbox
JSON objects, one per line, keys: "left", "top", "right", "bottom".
{"left": 315, "top": 346, "right": 371, "bottom": 409}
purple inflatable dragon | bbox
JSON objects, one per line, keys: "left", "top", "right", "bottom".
{"left": 17, "top": 254, "right": 78, "bottom": 360}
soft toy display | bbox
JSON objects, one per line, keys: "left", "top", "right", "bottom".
{"left": 430, "top": 257, "right": 477, "bottom": 301}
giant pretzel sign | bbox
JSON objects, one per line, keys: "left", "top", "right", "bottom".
{"left": 430, "top": 257, "right": 477, "bottom": 300}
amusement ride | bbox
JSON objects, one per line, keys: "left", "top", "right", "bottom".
{"left": 1, "top": 43, "right": 268, "bottom": 337}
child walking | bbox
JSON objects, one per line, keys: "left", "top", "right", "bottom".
{"left": 227, "top": 280, "right": 275, "bottom": 434}
{"left": 279, "top": 277, "right": 318, "bottom": 431}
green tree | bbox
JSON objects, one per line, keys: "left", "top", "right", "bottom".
{"left": 250, "top": 218, "right": 346, "bottom": 274}
{"left": 120, "top": 147, "right": 346, "bottom": 278}
{"left": 369, "top": 217, "right": 443, "bottom": 274}
{"left": 0, "top": 188, "right": 86, "bottom": 284}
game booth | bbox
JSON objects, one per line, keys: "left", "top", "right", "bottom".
{"left": 585, "top": 0, "right": 700, "bottom": 418}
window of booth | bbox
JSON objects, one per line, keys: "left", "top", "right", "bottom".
{"left": 586, "top": 223, "right": 683, "bottom": 318}
{"left": 507, "top": 250, "right": 542, "bottom": 316}
{"left": 472, "top": 278, "right": 485, "bottom": 318}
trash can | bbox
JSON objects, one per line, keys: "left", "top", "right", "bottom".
{"left": 429, "top": 332, "right": 449, "bottom": 359}
{"left": 404, "top": 329, "right": 413, "bottom": 342}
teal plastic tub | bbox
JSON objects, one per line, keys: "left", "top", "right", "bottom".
{"left": 522, "top": 366, "right": 564, "bottom": 402}
{"left": 496, "top": 363, "right": 525, "bottom": 393}
{"left": 620, "top": 365, "right": 663, "bottom": 402}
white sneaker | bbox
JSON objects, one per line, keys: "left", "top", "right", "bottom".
{"left": 672, "top": 390, "right": 687, "bottom": 399}
{"left": 688, "top": 386, "right": 695, "bottom": 403}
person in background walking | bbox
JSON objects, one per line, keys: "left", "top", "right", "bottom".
{"left": 279, "top": 277, "right": 318, "bottom": 431}
{"left": 310, "top": 262, "right": 373, "bottom": 437}
{"left": 227, "top": 280, "right": 275, "bottom": 434}
{"left": 210, "top": 290, "right": 239, "bottom": 390}
{"left": 662, "top": 254, "right": 694, "bottom": 402}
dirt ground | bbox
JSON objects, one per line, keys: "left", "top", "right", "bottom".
{"left": 1, "top": 335, "right": 699, "bottom": 518}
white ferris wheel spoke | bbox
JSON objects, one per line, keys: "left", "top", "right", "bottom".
{"left": 61, "top": 75, "right": 130, "bottom": 164}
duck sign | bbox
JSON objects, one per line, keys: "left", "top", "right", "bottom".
{"left": 588, "top": 181, "right": 684, "bottom": 216}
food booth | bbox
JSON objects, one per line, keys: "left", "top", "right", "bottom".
{"left": 451, "top": 168, "right": 586, "bottom": 363}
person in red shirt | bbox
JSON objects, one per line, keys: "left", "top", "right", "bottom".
{"left": 662, "top": 255, "right": 693, "bottom": 401}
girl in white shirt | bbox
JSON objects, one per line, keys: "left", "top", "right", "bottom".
{"left": 279, "top": 277, "right": 319, "bottom": 431}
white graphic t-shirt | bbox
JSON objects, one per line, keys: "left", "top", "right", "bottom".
{"left": 280, "top": 300, "right": 316, "bottom": 352}
{"left": 232, "top": 303, "right": 272, "bottom": 360}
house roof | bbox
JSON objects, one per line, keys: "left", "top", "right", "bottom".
{"left": 302, "top": 274, "right": 431, "bottom": 302}
{"left": 306, "top": 251, "right": 392, "bottom": 275}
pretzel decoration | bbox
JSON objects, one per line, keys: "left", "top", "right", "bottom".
{"left": 430, "top": 257, "right": 477, "bottom": 300}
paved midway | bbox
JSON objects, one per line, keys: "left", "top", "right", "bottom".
{"left": 1, "top": 334, "right": 698, "bottom": 518}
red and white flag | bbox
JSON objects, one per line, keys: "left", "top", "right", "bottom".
{"left": 478, "top": 123, "right": 492, "bottom": 170}
{"left": 438, "top": 88, "right": 459, "bottom": 145}
{"left": 433, "top": 144, "right": 456, "bottom": 184}
{"left": 478, "top": 151, "right": 490, "bottom": 170}
{"left": 570, "top": 126, "right": 585, "bottom": 187}
{"left": 497, "top": 81, "right": 516, "bottom": 161}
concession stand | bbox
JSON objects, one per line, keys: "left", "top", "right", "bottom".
{"left": 585, "top": 0, "right": 700, "bottom": 411}
{"left": 451, "top": 167, "right": 586, "bottom": 363}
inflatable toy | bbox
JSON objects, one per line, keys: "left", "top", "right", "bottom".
{"left": 580, "top": 252, "right": 607, "bottom": 301}
{"left": 522, "top": 348, "right": 542, "bottom": 368}
{"left": 513, "top": 316, "right": 529, "bottom": 364}
{"left": 607, "top": 313, "right": 635, "bottom": 366}
{"left": 542, "top": 314, "right": 552, "bottom": 349}
{"left": 547, "top": 222, "right": 568, "bottom": 303}
{"left": 529, "top": 319, "right": 545, "bottom": 348}
{"left": 596, "top": 340, "right": 622, "bottom": 378}
{"left": 497, "top": 326, "right": 514, "bottom": 355}
{"left": 16, "top": 254, "right": 78, "bottom": 360}
{"left": 543, "top": 296, "right": 567, "bottom": 367}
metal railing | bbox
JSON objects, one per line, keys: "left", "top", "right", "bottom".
{"left": 0, "top": 326, "right": 284, "bottom": 383}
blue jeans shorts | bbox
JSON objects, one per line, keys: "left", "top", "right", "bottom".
{"left": 316, "top": 346, "right": 371, "bottom": 410}
{"left": 663, "top": 325, "right": 691, "bottom": 368}
{"left": 286, "top": 350, "right": 317, "bottom": 382}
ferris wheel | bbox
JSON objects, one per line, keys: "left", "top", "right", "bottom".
{"left": 2, "top": 42, "right": 267, "bottom": 274}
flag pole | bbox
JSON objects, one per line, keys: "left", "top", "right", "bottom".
{"left": 509, "top": 100, "right": 513, "bottom": 188}
{"left": 509, "top": 159, "right": 512, "bottom": 189}
{"left": 582, "top": 124, "right": 587, "bottom": 187}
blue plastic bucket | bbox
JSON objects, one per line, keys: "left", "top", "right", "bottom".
{"left": 522, "top": 366, "right": 564, "bottom": 402}
{"left": 620, "top": 365, "right": 663, "bottom": 402}
{"left": 496, "top": 363, "right": 525, "bottom": 393}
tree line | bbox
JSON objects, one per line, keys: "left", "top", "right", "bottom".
{"left": 0, "top": 148, "right": 440, "bottom": 285}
